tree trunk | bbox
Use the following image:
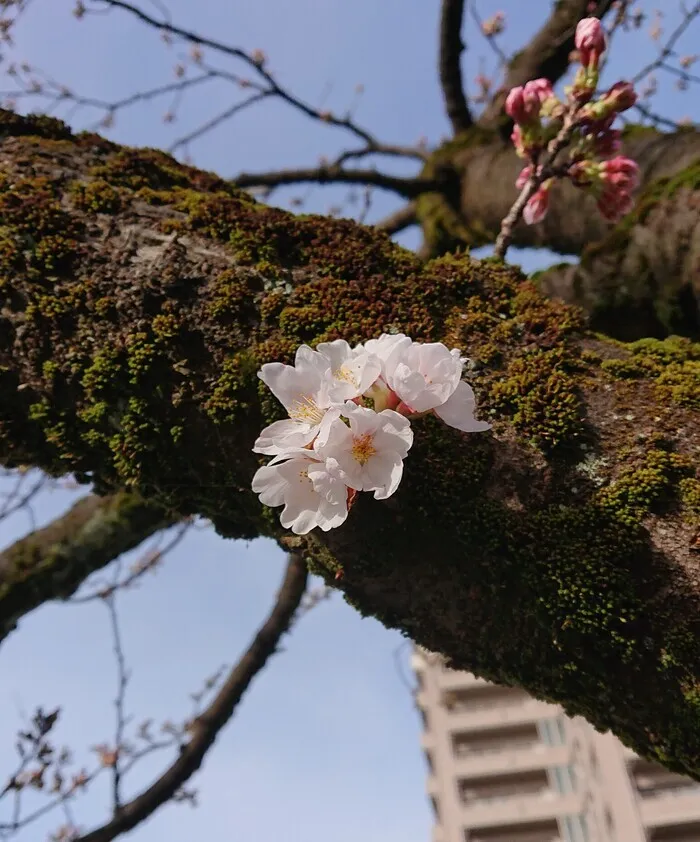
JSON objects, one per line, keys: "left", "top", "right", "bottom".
{"left": 0, "top": 111, "right": 699, "bottom": 776}
{"left": 418, "top": 126, "right": 700, "bottom": 338}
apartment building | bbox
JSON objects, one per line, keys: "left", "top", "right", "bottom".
{"left": 412, "top": 648, "right": 700, "bottom": 842}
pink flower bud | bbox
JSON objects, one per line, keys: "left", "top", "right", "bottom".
{"left": 525, "top": 78, "right": 555, "bottom": 105}
{"left": 505, "top": 86, "right": 530, "bottom": 123}
{"left": 575, "top": 17, "right": 607, "bottom": 67}
{"left": 597, "top": 187, "right": 635, "bottom": 222}
{"left": 516, "top": 165, "right": 533, "bottom": 190}
{"left": 602, "top": 80, "right": 637, "bottom": 114}
{"left": 600, "top": 156, "right": 640, "bottom": 189}
{"left": 506, "top": 80, "right": 552, "bottom": 124}
{"left": 523, "top": 184, "right": 550, "bottom": 225}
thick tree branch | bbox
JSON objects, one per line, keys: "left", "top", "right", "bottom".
{"left": 0, "top": 493, "right": 176, "bottom": 645}
{"left": 439, "top": 0, "right": 474, "bottom": 134}
{"left": 478, "top": 0, "right": 617, "bottom": 129}
{"left": 0, "top": 114, "right": 699, "bottom": 775}
{"left": 233, "top": 166, "right": 439, "bottom": 199}
{"left": 75, "top": 552, "right": 307, "bottom": 842}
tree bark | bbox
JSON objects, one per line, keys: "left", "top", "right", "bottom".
{"left": 418, "top": 126, "right": 700, "bottom": 338}
{"left": 0, "top": 493, "right": 176, "bottom": 643}
{"left": 0, "top": 112, "right": 699, "bottom": 776}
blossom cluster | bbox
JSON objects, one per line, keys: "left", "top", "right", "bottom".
{"left": 505, "top": 16, "right": 639, "bottom": 224}
{"left": 252, "top": 335, "right": 490, "bottom": 535}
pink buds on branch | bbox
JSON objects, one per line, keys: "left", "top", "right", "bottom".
{"left": 495, "top": 16, "right": 641, "bottom": 258}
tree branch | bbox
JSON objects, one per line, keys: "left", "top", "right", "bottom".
{"left": 478, "top": 0, "right": 617, "bottom": 130}
{"left": 75, "top": 553, "right": 307, "bottom": 842}
{"left": 439, "top": 0, "right": 474, "bottom": 134}
{"left": 0, "top": 493, "right": 176, "bottom": 645}
{"left": 89, "top": 0, "right": 404, "bottom": 152}
{"left": 233, "top": 166, "right": 439, "bottom": 199}
{"left": 1, "top": 114, "right": 699, "bottom": 775}
{"left": 374, "top": 201, "right": 418, "bottom": 235}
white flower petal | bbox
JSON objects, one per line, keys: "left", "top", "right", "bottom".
{"left": 253, "top": 418, "right": 315, "bottom": 454}
{"left": 251, "top": 464, "right": 288, "bottom": 507}
{"left": 367, "top": 451, "right": 404, "bottom": 499}
{"left": 434, "top": 380, "right": 491, "bottom": 432}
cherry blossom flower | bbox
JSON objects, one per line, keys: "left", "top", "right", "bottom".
{"left": 315, "top": 338, "right": 381, "bottom": 402}
{"left": 254, "top": 345, "right": 336, "bottom": 454}
{"left": 252, "top": 449, "right": 349, "bottom": 534}
{"left": 388, "top": 343, "right": 491, "bottom": 432}
{"left": 315, "top": 402, "right": 413, "bottom": 500}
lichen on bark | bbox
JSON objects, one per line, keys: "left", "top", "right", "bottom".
{"left": 1, "top": 111, "right": 700, "bottom": 777}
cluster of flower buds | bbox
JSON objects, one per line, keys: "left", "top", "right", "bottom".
{"left": 252, "top": 335, "right": 490, "bottom": 534}
{"left": 506, "top": 17, "right": 639, "bottom": 225}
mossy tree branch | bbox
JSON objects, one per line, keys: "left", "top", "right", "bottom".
{"left": 0, "top": 492, "right": 176, "bottom": 644}
{"left": 0, "top": 113, "right": 699, "bottom": 776}
{"left": 417, "top": 125, "right": 700, "bottom": 338}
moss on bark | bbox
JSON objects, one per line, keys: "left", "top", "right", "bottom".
{"left": 1, "top": 111, "right": 700, "bottom": 776}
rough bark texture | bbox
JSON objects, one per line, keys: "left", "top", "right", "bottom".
{"left": 0, "top": 112, "right": 699, "bottom": 776}
{"left": 417, "top": 126, "right": 700, "bottom": 338}
{"left": 0, "top": 492, "right": 175, "bottom": 643}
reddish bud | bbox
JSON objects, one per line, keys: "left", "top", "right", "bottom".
{"left": 600, "top": 156, "right": 640, "bottom": 189}
{"left": 575, "top": 17, "right": 607, "bottom": 67}
{"left": 516, "top": 165, "right": 533, "bottom": 190}
{"left": 602, "top": 80, "right": 637, "bottom": 114}
{"left": 523, "top": 184, "right": 551, "bottom": 225}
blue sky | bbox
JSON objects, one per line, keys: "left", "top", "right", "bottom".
{"left": 0, "top": 2, "right": 697, "bottom": 841}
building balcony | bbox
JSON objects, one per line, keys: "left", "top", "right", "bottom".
{"left": 435, "top": 669, "right": 490, "bottom": 691}
{"left": 453, "top": 743, "right": 571, "bottom": 779}
{"left": 640, "top": 788, "right": 700, "bottom": 829}
{"left": 460, "top": 790, "right": 582, "bottom": 829}
{"left": 446, "top": 698, "right": 555, "bottom": 732}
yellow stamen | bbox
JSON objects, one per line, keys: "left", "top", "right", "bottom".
{"left": 289, "top": 396, "right": 325, "bottom": 425}
{"left": 352, "top": 433, "right": 376, "bottom": 466}
{"left": 333, "top": 363, "right": 358, "bottom": 385}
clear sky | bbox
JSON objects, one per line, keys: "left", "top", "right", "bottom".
{"left": 0, "top": 2, "right": 697, "bottom": 841}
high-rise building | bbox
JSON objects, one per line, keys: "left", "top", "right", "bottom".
{"left": 413, "top": 648, "right": 700, "bottom": 842}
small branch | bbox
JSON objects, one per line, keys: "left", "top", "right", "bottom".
{"left": 74, "top": 553, "right": 308, "bottom": 842}
{"left": 374, "top": 201, "right": 418, "bottom": 236}
{"left": 90, "top": 0, "right": 402, "bottom": 151}
{"left": 168, "top": 91, "right": 271, "bottom": 154}
{"left": 0, "top": 493, "right": 176, "bottom": 647}
{"left": 105, "top": 593, "right": 129, "bottom": 813}
{"left": 470, "top": 2, "right": 509, "bottom": 68}
{"left": 233, "top": 167, "right": 439, "bottom": 199}
{"left": 438, "top": 0, "right": 474, "bottom": 133}
{"left": 494, "top": 109, "right": 579, "bottom": 260}
{"left": 631, "top": 2, "right": 700, "bottom": 86}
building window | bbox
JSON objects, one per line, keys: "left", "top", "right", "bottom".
{"left": 538, "top": 717, "right": 566, "bottom": 746}
{"left": 561, "top": 814, "right": 588, "bottom": 842}
{"left": 550, "top": 765, "right": 577, "bottom": 795}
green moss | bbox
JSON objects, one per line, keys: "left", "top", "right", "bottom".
{"left": 602, "top": 336, "right": 700, "bottom": 410}
{"left": 70, "top": 179, "right": 123, "bottom": 214}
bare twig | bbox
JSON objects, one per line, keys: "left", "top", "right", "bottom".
{"left": 631, "top": 1, "right": 700, "bottom": 85}
{"left": 439, "top": 0, "right": 474, "bottom": 133}
{"left": 72, "top": 552, "right": 308, "bottom": 842}
{"left": 470, "top": 2, "right": 509, "bottom": 68}
{"left": 233, "top": 167, "right": 440, "bottom": 199}
{"left": 104, "top": 591, "right": 129, "bottom": 813}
